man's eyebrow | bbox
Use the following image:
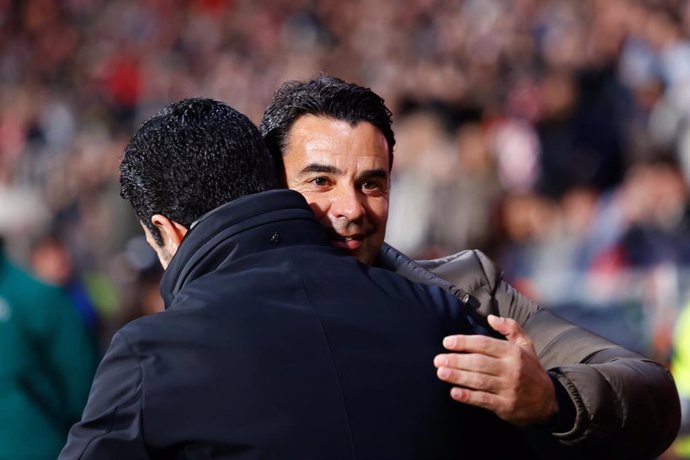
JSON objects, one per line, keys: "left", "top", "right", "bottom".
{"left": 359, "top": 169, "right": 388, "bottom": 180}
{"left": 300, "top": 163, "right": 341, "bottom": 175}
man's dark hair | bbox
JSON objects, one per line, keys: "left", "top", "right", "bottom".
{"left": 259, "top": 75, "right": 395, "bottom": 180}
{"left": 120, "top": 97, "right": 277, "bottom": 246}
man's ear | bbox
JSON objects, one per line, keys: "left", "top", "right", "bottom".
{"left": 151, "top": 214, "right": 188, "bottom": 249}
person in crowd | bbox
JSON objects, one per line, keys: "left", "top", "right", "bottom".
{"left": 30, "top": 233, "right": 103, "bottom": 354}
{"left": 0, "top": 238, "right": 96, "bottom": 460}
{"left": 259, "top": 75, "right": 681, "bottom": 459}
{"left": 60, "top": 97, "right": 521, "bottom": 459}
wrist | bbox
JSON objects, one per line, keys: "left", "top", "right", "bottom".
{"left": 542, "top": 372, "right": 576, "bottom": 434}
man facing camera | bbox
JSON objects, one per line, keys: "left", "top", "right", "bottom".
{"left": 259, "top": 75, "right": 680, "bottom": 459}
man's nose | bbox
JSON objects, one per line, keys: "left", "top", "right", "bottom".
{"left": 329, "top": 186, "right": 366, "bottom": 222}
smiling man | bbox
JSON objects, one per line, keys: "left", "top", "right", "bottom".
{"left": 260, "top": 75, "right": 680, "bottom": 459}
{"left": 282, "top": 114, "right": 390, "bottom": 264}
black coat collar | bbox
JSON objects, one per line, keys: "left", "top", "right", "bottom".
{"left": 160, "top": 189, "right": 331, "bottom": 307}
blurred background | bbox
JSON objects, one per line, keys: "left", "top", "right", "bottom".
{"left": 2, "top": 0, "right": 690, "bottom": 453}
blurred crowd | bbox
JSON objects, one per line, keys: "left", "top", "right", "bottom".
{"left": 2, "top": 0, "right": 690, "bottom": 365}
{"left": 5, "top": 0, "right": 690, "bottom": 456}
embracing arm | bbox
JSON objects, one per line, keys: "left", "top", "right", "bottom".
{"left": 59, "top": 332, "right": 149, "bottom": 460}
{"left": 382, "top": 244, "right": 681, "bottom": 459}
{"left": 529, "top": 311, "right": 680, "bottom": 458}
{"left": 473, "top": 251, "right": 680, "bottom": 457}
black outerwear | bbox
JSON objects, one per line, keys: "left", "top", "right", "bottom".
{"left": 60, "top": 190, "right": 507, "bottom": 460}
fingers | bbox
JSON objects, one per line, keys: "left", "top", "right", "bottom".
{"left": 434, "top": 352, "right": 501, "bottom": 376}
{"left": 487, "top": 315, "right": 533, "bottom": 349}
{"left": 443, "top": 364, "right": 557, "bottom": 426}
{"left": 442, "top": 334, "right": 510, "bottom": 358}
{"left": 436, "top": 364, "right": 503, "bottom": 393}
{"left": 438, "top": 316, "right": 553, "bottom": 425}
{"left": 486, "top": 314, "right": 511, "bottom": 335}
{"left": 448, "top": 386, "right": 505, "bottom": 417}
{"left": 442, "top": 317, "right": 534, "bottom": 356}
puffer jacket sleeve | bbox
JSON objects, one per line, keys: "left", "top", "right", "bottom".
{"left": 379, "top": 244, "right": 680, "bottom": 459}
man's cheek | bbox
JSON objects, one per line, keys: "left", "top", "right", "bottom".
{"left": 304, "top": 196, "right": 328, "bottom": 219}
{"left": 372, "top": 203, "right": 389, "bottom": 229}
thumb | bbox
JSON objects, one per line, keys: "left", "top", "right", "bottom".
{"left": 487, "top": 314, "right": 532, "bottom": 348}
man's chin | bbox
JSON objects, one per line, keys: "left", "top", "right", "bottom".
{"left": 331, "top": 238, "right": 374, "bottom": 264}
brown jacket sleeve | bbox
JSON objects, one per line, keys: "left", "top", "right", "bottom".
{"left": 378, "top": 244, "right": 680, "bottom": 459}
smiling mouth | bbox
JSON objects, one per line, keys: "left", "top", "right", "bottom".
{"left": 328, "top": 232, "right": 367, "bottom": 251}
{"left": 333, "top": 234, "right": 362, "bottom": 242}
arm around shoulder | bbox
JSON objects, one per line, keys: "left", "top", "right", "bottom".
{"left": 417, "top": 248, "right": 681, "bottom": 458}
{"left": 474, "top": 254, "right": 680, "bottom": 458}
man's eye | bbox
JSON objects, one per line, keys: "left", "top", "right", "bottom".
{"left": 310, "top": 177, "right": 329, "bottom": 187}
{"left": 362, "top": 180, "right": 382, "bottom": 191}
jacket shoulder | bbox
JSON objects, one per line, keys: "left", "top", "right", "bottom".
{"left": 377, "top": 243, "right": 540, "bottom": 325}
{"left": 415, "top": 249, "right": 499, "bottom": 294}
{"left": 377, "top": 244, "right": 495, "bottom": 294}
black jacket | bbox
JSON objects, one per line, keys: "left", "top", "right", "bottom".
{"left": 60, "top": 190, "right": 509, "bottom": 460}
{"left": 376, "top": 245, "right": 681, "bottom": 460}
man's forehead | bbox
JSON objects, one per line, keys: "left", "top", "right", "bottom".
{"left": 284, "top": 115, "right": 390, "bottom": 168}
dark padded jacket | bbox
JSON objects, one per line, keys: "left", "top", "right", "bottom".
{"left": 60, "top": 190, "right": 515, "bottom": 460}
{"left": 376, "top": 244, "right": 681, "bottom": 460}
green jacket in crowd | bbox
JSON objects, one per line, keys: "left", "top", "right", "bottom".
{"left": 0, "top": 246, "right": 96, "bottom": 460}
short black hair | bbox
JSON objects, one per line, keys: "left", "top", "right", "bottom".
{"left": 120, "top": 97, "right": 277, "bottom": 245}
{"left": 259, "top": 75, "right": 395, "bottom": 179}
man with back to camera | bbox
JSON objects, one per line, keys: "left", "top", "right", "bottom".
{"left": 259, "top": 75, "right": 681, "bottom": 459}
{"left": 59, "top": 97, "right": 521, "bottom": 459}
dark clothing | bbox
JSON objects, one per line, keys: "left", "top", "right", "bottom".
{"left": 376, "top": 245, "right": 681, "bottom": 460}
{"left": 60, "top": 190, "right": 503, "bottom": 460}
